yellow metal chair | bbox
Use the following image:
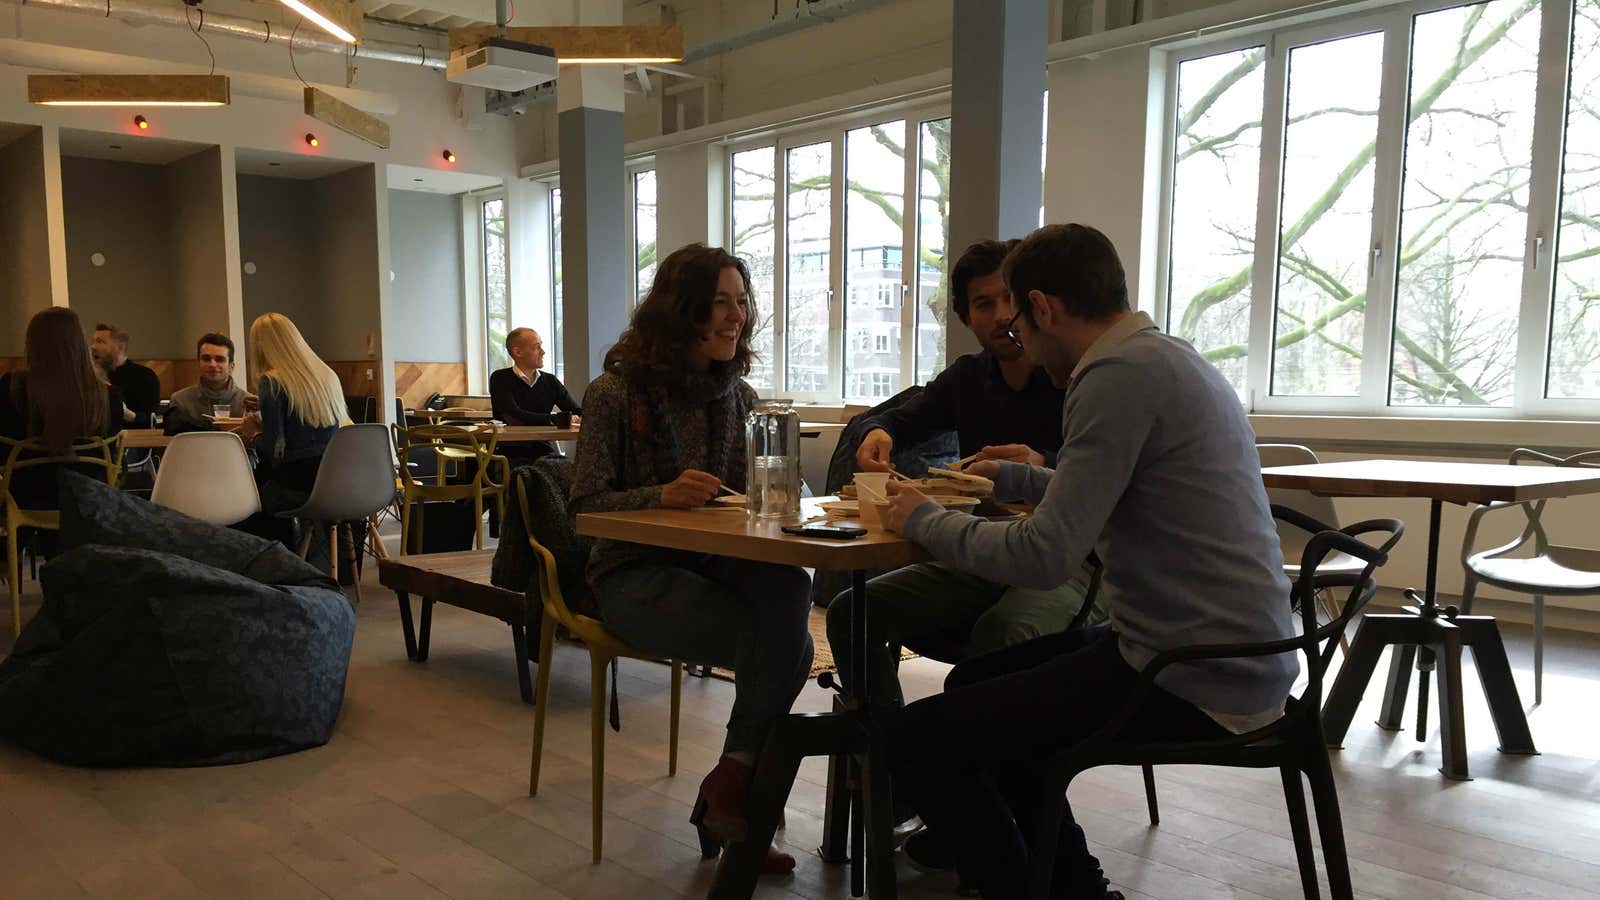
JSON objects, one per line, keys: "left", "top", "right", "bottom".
{"left": 518, "top": 477, "right": 684, "bottom": 864}
{"left": 393, "top": 423, "right": 505, "bottom": 553}
{"left": 0, "top": 433, "right": 123, "bottom": 635}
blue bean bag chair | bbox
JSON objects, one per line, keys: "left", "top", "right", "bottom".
{"left": 0, "top": 473, "right": 355, "bottom": 767}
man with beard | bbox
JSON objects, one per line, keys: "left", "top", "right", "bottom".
{"left": 827, "top": 239, "right": 1102, "bottom": 710}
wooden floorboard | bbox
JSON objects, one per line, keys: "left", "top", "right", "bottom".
{"left": 2, "top": 526, "right": 1598, "bottom": 899}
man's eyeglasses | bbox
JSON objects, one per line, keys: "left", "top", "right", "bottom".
{"left": 1000, "top": 313, "right": 1025, "bottom": 352}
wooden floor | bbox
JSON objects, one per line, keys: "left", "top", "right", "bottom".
{"left": 2, "top": 534, "right": 1599, "bottom": 900}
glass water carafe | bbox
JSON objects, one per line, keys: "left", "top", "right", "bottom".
{"left": 745, "top": 399, "right": 802, "bottom": 519}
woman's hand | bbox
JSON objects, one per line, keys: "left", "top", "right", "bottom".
{"left": 661, "top": 469, "right": 723, "bottom": 508}
{"left": 235, "top": 413, "right": 263, "bottom": 441}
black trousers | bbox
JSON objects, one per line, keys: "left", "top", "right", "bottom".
{"left": 887, "top": 625, "right": 1225, "bottom": 899}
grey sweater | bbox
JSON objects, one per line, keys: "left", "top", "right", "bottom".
{"left": 569, "top": 369, "right": 759, "bottom": 585}
{"left": 905, "top": 313, "right": 1296, "bottom": 717}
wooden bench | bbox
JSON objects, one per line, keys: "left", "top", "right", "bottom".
{"left": 377, "top": 549, "right": 538, "bottom": 704}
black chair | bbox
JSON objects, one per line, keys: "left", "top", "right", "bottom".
{"left": 1024, "top": 508, "right": 1403, "bottom": 900}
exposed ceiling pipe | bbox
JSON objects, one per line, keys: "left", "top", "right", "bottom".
{"left": 1, "top": 0, "right": 448, "bottom": 69}
{"left": 679, "top": 0, "right": 898, "bottom": 65}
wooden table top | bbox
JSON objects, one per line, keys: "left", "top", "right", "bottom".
{"left": 576, "top": 497, "right": 926, "bottom": 571}
{"left": 405, "top": 409, "right": 495, "bottom": 421}
{"left": 1261, "top": 458, "right": 1600, "bottom": 505}
{"left": 492, "top": 425, "right": 580, "bottom": 443}
{"left": 377, "top": 549, "right": 529, "bottom": 625}
{"left": 121, "top": 429, "right": 173, "bottom": 449}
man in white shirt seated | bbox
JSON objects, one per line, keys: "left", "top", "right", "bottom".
{"left": 489, "top": 327, "right": 581, "bottom": 463}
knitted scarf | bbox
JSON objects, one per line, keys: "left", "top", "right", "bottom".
{"left": 192, "top": 376, "right": 240, "bottom": 407}
{"left": 625, "top": 367, "right": 747, "bottom": 493}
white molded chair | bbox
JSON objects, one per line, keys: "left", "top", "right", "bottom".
{"left": 1460, "top": 448, "right": 1600, "bottom": 705}
{"left": 1259, "top": 443, "right": 1367, "bottom": 652}
{"left": 150, "top": 432, "right": 261, "bottom": 526}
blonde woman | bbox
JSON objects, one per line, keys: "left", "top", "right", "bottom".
{"left": 236, "top": 313, "right": 348, "bottom": 513}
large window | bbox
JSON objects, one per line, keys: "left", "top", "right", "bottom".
{"left": 1162, "top": 0, "right": 1593, "bottom": 415}
{"left": 845, "top": 121, "right": 909, "bottom": 399}
{"left": 550, "top": 187, "right": 564, "bottom": 383}
{"left": 482, "top": 197, "right": 510, "bottom": 374}
{"left": 728, "top": 110, "right": 954, "bottom": 401}
{"left": 732, "top": 148, "right": 778, "bottom": 391}
{"left": 631, "top": 168, "right": 657, "bottom": 305}
{"left": 785, "top": 142, "right": 833, "bottom": 394}
{"left": 1550, "top": 0, "right": 1600, "bottom": 397}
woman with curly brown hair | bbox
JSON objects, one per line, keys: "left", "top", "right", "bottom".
{"left": 569, "top": 243, "right": 813, "bottom": 875}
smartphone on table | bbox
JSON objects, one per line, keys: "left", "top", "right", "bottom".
{"left": 781, "top": 523, "right": 866, "bottom": 540}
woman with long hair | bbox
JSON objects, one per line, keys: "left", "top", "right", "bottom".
{"left": 570, "top": 243, "right": 813, "bottom": 875}
{"left": 236, "top": 313, "right": 348, "bottom": 510}
{"left": 0, "top": 307, "right": 125, "bottom": 510}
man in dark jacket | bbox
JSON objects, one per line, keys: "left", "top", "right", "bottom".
{"left": 91, "top": 322, "right": 161, "bottom": 425}
{"left": 490, "top": 327, "right": 580, "bottom": 463}
{"left": 827, "top": 240, "right": 1102, "bottom": 713}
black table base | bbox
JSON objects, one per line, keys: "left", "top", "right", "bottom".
{"left": 1321, "top": 499, "right": 1537, "bottom": 780}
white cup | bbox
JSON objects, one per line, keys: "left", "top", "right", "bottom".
{"left": 853, "top": 473, "right": 891, "bottom": 531}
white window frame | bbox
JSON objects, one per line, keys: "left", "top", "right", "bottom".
{"left": 624, "top": 163, "right": 658, "bottom": 308}
{"left": 463, "top": 187, "right": 508, "bottom": 385}
{"left": 1154, "top": 0, "right": 1594, "bottom": 419}
{"left": 725, "top": 100, "right": 951, "bottom": 403}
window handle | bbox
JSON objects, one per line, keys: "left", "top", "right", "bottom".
{"left": 1368, "top": 244, "right": 1382, "bottom": 278}
{"left": 1533, "top": 232, "right": 1547, "bottom": 268}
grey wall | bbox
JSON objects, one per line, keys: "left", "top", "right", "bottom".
{"left": 166, "top": 147, "right": 232, "bottom": 346}
{"left": 61, "top": 152, "right": 229, "bottom": 359}
{"left": 61, "top": 156, "right": 181, "bottom": 357}
{"left": 238, "top": 167, "right": 382, "bottom": 363}
{"left": 311, "top": 165, "right": 381, "bottom": 362}
{"left": 0, "top": 129, "right": 52, "bottom": 356}
{"left": 237, "top": 173, "right": 319, "bottom": 345}
{"left": 386, "top": 189, "right": 465, "bottom": 363}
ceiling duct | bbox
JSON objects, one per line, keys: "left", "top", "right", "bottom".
{"left": 0, "top": 0, "right": 448, "bottom": 69}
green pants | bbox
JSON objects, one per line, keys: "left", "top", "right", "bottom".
{"left": 824, "top": 561, "right": 1104, "bottom": 706}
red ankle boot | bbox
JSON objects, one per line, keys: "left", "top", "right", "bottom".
{"left": 690, "top": 757, "right": 796, "bottom": 876}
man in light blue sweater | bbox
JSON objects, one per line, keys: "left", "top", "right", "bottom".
{"left": 880, "top": 223, "right": 1295, "bottom": 899}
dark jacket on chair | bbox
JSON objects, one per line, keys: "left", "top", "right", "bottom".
{"left": 492, "top": 458, "right": 597, "bottom": 620}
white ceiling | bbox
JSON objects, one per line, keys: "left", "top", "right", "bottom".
{"left": 387, "top": 162, "right": 502, "bottom": 194}
{"left": 235, "top": 147, "right": 370, "bottom": 180}
{"left": 359, "top": 0, "right": 561, "bottom": 31}
{"left": 59, "top": 127, "right": 213, "bottom": 165}
{"left": 359, "top": 0, "right": 621, "bottom": 32}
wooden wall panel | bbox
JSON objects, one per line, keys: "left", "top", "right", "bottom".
{"left": 142, "top": 360, "right": 203, "bottom": 399}
{"left": 326, "top": 361, "right": 379, "bottom": 402}
{"left": 394, "top": 362, "right": 468, "bottom": 410}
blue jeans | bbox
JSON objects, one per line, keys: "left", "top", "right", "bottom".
{"left": 598, "top": 557, "right": 814, "bottom": 755}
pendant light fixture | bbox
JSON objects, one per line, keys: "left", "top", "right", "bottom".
{"left": 449, "top": 25, "right": 684, "bottom": 65}
{"left": 277, "top": 0, "right": 363, "bottom": 45}
{"left": 28, "top": 74, "right": 231, "bottom": 107}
